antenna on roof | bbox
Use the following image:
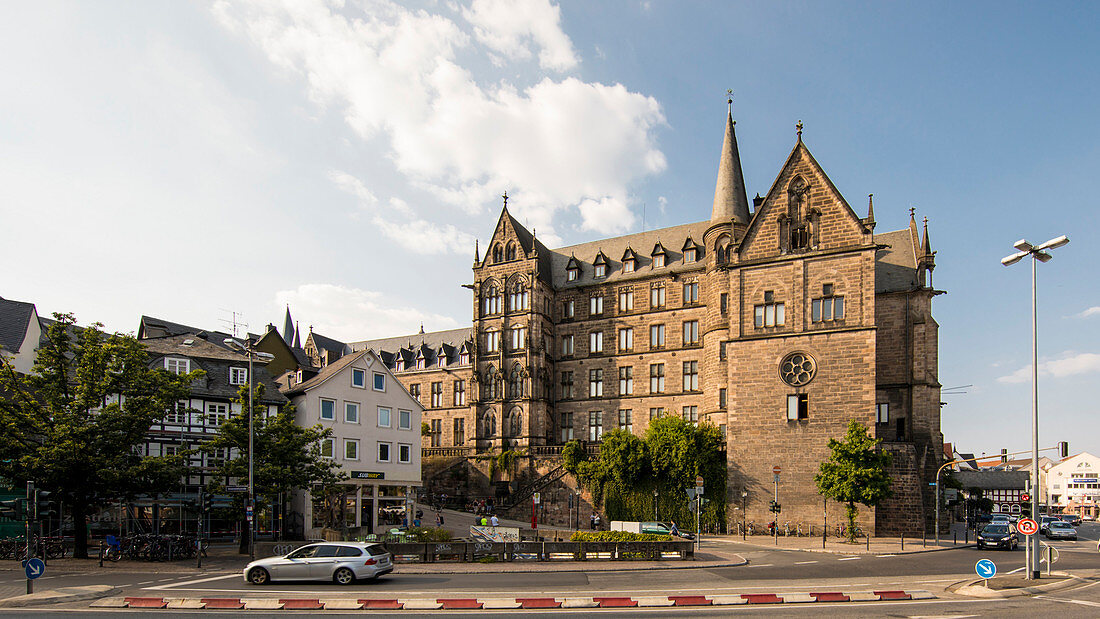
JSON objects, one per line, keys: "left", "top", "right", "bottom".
{"left": 218, "top": 308, "right": 247, "bottom": 338}
{"left": 642, "top": 202, "right": 646, "bottom": 232}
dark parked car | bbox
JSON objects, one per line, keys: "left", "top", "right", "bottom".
{"left": 1061, "top": 514, "right": 1082, "bottom": 526}
{"left": 976, "top": 524, "right": 1019, "bottom": 550}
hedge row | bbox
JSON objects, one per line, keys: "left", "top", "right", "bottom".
{"left": 569, "top": 531, "right": 672, "bottom": 542}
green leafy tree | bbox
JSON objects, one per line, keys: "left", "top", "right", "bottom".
{"left": 0, "top": 314, "right": 195, "bottom": 558}
{"left": 203, "top": 383, "right": 344, "bottom": 551}
{"left": 815, "top": 420, "right": 893, "bottom": 542}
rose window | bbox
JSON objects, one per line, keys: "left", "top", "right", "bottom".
{"left": 779, "top": 352, "right": 816, "bottom": 386}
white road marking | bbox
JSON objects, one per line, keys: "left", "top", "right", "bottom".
{"left": 1006, "top": 566, "right": 1026, "bottom": 574}
{"left": 838, "top": 557, "right": 860, "bottom": 561}
{"left": 877, "top": 554, "right": 897, "bottom": 557}
{"left": 136, "top": 581, "right": 156, "bottom": 585}
{"left": 1035, "top": 596, "right": 1100, "bottom": 608}
{"left": 794, "top": 560, "right": 818, "bottom": 564}
{"left": 146, "top": 573, "right": 240, "bottom": 590}
{"left": 907, "top": 615, "right": 978, "bottom": 618}
{"left": 747, "top": 563, "right": 774, "bottom": 567}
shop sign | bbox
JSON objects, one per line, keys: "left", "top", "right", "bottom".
{"left": 352, "top": 471, "right": 385, "bottom": 480}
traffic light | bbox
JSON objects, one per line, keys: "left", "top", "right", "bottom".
{"left": 201, "top": 492, "right": 213, "bottom": 514}
{"left": 1059, "top": 441, "right": 1069, "bottom": 458}
{"left": 768, "top": 500, "right": 781, "bottom": 514}
{"left": 0, "top": 499, "right": 25, "bottom": 521}
{"left": 34, "top": 490, "right": 56, "bottom": 521}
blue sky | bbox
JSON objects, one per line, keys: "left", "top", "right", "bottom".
{"left": 2, "top": 1, "right": 1097, "bottom": 458}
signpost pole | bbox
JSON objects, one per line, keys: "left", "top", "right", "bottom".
{"left": 26, "top": 481, "right": 33, "bottom": 595}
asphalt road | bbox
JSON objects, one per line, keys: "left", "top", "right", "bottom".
{"left": 0, "top": 523, "right": 1095, "bottom": 614}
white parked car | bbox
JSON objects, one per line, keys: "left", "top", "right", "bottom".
{"left": 244, "top": 542, "right": 393, "bottom": 585}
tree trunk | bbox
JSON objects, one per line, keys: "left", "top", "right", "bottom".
{"left": 846, "top": 502, "right": 858, "bottom": 544}
{"left": 72, "top": 502, "right": 89, "bottom": 559}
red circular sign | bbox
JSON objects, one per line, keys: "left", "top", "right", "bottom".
{"left": 1021, "top": 493, "right": 1030, "bottom": 502}
{"left": 773, "top": 465, "right": 782, "bottom": 475}
{"left": 1016, "top": 518, "right": 1039, "bottom": 535}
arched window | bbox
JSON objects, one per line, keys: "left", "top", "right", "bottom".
{"left": 506, "top": 242, "right": 517, "bottom": 261}
{"left": 508, "top": 280, "right": 528, "bottom": 312}
{"left": 492, "top": 244, "right": 503, "bottom": 263}
{"left": 508, "top": 364, "right": 524, "bottom": 399}
{"left": 715, "top": 234, "right": 731, "bottom": 265}
{"left": 479, "top": 409, "right": 497, "bottom": 438}
{"left": 786, "top": 176, "right": 811, "bottom": 251}
{"left": 507, "top": 407, "right": 523, "bottom": 437}
{"left": 484, "top": 365, "right": 499, "bottom": 400}
{"left": 483, "top": 283, "right": 501, "bottom": 315}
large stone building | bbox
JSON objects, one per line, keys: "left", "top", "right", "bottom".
{"left": 307, "top": 106, "right": 944, "bottom": 534}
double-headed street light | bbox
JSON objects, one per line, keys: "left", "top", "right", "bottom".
{"left": 1001, "top": 234, "right": 1068, "bottom": 580}
{"left": 224, "top": 338, "right": 275, "bottom": 560}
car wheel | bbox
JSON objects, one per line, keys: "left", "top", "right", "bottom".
{"left": 333, "top": 567, "right": 356, "bottom": 586}
{"left": 247, "top": 568, "right": 270, "bottom": 585}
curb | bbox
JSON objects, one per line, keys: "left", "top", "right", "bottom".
{"left": 390, "top": 556, "right": 748, "bottom": 574}
{"left": 719, "top": 539, "right": 976, "bottom": 556}
{"left": 954, "top": 572, "right": 1087, "bottom": 598}
{"left": 88, "top": 590, "right": 936, "bottom": 610}
{"left": 0, "top": 585, "right": 121, "bottom": 608}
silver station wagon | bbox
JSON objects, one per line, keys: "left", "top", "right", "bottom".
{"left": 244, "top": 542, "right": 393, "bottom": 585}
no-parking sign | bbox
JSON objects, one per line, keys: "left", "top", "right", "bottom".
{"left": 1016, "top": 518, "right": 1039, "bottom": 535}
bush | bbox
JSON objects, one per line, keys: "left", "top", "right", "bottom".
{"left": 405, "top": 526, "right": 453, "bottom": 542}
{"left": 569, "top": 531, "right": 671, "bottom": 542}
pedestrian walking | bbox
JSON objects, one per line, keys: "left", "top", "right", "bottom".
{"left": 436, "top": 513, "right": 443, "bottom": 527}
{"left": 590, "top": 513, "right": 597, "bottom": 530}
{"left": 491, "top": 514, "right": 499, "bottom": 527}
{"left": 670, "top": 521, "right": 680, "bottom": 537}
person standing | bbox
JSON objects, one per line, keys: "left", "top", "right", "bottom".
{"left": 590, "top": 513, "right": 597, "bottom": 530}
{"left": 490, "top": 514, "right": 499, "bottom": 527}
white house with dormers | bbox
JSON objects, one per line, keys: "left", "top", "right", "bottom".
{"left": 282, "top": 349, "right": 422, "bottom": 537}
{"left": 1046, "top": 452, "right": 1100, "bottom": 518}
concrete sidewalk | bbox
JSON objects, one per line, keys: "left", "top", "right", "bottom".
{"left": 711, "top": 521, "right": 977, "bottom": 555}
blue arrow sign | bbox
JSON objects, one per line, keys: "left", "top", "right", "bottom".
{"left": 25, "top": 558, "right": 45, "bottom": 580}
{"left": 975, "top": 558, "right": 996, "bottom": 579}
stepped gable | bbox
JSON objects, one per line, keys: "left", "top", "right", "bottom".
{"left": 547, "top": 220, "right": 711, "bottom": 288}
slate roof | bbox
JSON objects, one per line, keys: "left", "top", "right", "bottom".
{"left": 138, "top": 315, "right": 238, "bottom": 347}
{"left": 348, "top": 327, "right": 473, "bottom": 368}
{"left": 874, "top": 229, "right": 921, "bottom": 293}
{"left": 309, "top": 331, "right": 349, "bottom": 355}
{"left": 282, "top": 349, "right": 369, "bottom": 396}
{"left": 141, "top": 334, "right": 286, "bottom": 405}
{"left": 0, "top": 296, "right": 36, "bottom": 353}
{"left": 954, "top": 470, "right": 1029, "bottom": 490}
{"left": 547, "top": 220, "right": 712, "bottom": 289}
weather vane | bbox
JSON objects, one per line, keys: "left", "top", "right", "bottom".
{"left": 502, "top": 190, "right": 508, "bottom": 208}
{"left": 796, "top": 120, "right": 803, "bottom": 139}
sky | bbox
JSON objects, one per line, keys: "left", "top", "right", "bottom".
{"left": 2, "top": 1, "right": 1098, "bottom": 459}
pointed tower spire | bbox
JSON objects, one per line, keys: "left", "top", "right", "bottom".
{"left": 921, "top": 216, "right": 932, "bottom": 255}
{"left": 474, "top": 238, "right": 480, "bottom": 264}
{"left": 282, "top": 306, "right": 294, "bottom": 345}
{"left": 711, "top": 91, "right": 752, "bottom": 224}
{"left": 292, "top": 321, "right": 301, "bottom": 349}
{"left": 865, "top": 193, "right": 876, "bottom": 230}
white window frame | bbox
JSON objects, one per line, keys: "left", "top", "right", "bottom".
{"left": 378, "top": 406, "right": 392, "bottom": 428}
{"left": 651, "top": 285, "right": 666, "bottom": 308}
{"left": 619, "top": 288, "right": 634, "bottom": 311}
{"left": 207, "top": 403, "right": 228, "bottom": 427}
{"left": 399, "top": 409, "right": 412, "bottom": 430}
{"left": 344, "top": 438, "right": 359, "bottom": 461}
{"left": 623, "top": 259, "right": 635, "bottom": 273}
{"left": 229, "top": 367, "right": 248, "bottom": 385}
{"left": 351, "top": 368, "right": 366, "bottom": 388}
{"left": 345, "top": 401, "right": 360, "bottom": 424}
{"left": 511, "top": 327, "right": 526, "bottom": 350}
{"left": 373, "top": 373, "right": 386, "bottom": 391}
{"left": 377, "top": 441, "right": 392, "bottom": 463}
{"left": 398, "top": 443, "right": 412, "bottom": 464}
{"left": 594, "top": 263, "right": 607, "bottom": 278}
{"left": 320, "top": 398, "right": 336, "bottom": 421}
{"left": 590, "top": 295, "right": 604, "bottom": 315}
{"left": 487, "top": 331, "right": 500, "bottom": 353}
{"left": 618, "top": 327, "right": 633, "bottom": 352}
{"left": 653, "top": 253, "right": 666, "bottom": 268}
{"left": 320, "top": 438, "right": 335, "bottom": 459}
{"left": 165, "top": 358, "right": 190, "bottom": 374}
{"left": 590, "top": 331, "right": 604, "bottom": 354}
{"left": 684, "top": 247, "right": 697, "bottom": 262}
{"left": 567, "top": 268, "right": 578, "bottom": 281}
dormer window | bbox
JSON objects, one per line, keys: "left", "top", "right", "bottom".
{"left": 567, "top": 268, "right": 578, "bottom": 281}
{"left": 682, "top": 238, "right": 699, "bottom": 263}
{"left": 395, "top": 356, "right": 405, "bottom": 372}
{"left": 623, "top": 260, "right": 634, "bottom": 273}
{"left": 458, "top": 346, "right": 470, "bottom": 365}
{"left": 416, "top": 356, "right": 426, "bottom": 370}
{"left": 165, "top": 358, "right": 190, "bottom": 374}
{"left": 565, "top": 255, "right": 582, "bottom": 282}
{"left": 651, "top": 243, "right": 668, "bottom": 268}
{"left": 594, "top": 264, "right": 606, "bottom": 278}
{"left": 437, "top": 349, "right": 447, "bottom": 368}
{"left": 621, "top": 247, "right": 638, "bottom": 273}
{"left": 229, "top": 367, "right": 248, "bottom": 385}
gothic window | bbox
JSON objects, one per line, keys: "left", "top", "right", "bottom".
{"left": 479, "top": 409, "right": 497, "bottom": 438}
{"left": 492, "top": 244, "right": 503, "bottom": 263}
{"left": 483, "top": 283, "right": 501, "bottom": 315}
{"left": 484, "top": 365, "right": 500, "bottom": 400}
{"left": 508, "top": 364, "right": 524, "bottom": 399}
{"left": 779, "top": 352, "right": 816, "bottom": 387}
{"left": 786, "top": 176, "right": 812, "bottom": 251}
{"left": 506, "top": 242, "right": 517, "bottom": 261}
{"left": 508, "top": 280, "right": 528, "bottom": 311}
{"left": 507, "top": 407, "right": 522, "bottom": 437}
{"left": 715, "top": 234, "right": 731, "bottom": 265}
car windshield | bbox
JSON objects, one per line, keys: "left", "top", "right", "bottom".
{"left": 983, "top": 525, "right": 1009, "bottom": 534}
{"left": 1050, "top": 522, "right": 1071, "bottom": 529}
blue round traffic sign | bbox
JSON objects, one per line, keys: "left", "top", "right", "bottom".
{"left": 25, "top": 557, "right": 45, "bottom": 580}
{"left": 975, "top": 558, "right": 996, "bottom": 579}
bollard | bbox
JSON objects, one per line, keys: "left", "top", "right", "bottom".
{"left": 866, "top": 533, "right": 870, "bottom": 551}
{"left": 822, "top": 530, "right": 826, "bottom": 550}
{"left": 923, "top": 529, "right": 926, "bottom": 548}
{"left": 99, "top": 542, "right": 104, "bottom": 567}
{"left": 965, "top": 529, "right": 969, "bottom": 544}
{"left": 900, "top": 534, "right": 904, "bottom": 551}
{"left": 954, "top": 531, "right": 957, "bottom": 545}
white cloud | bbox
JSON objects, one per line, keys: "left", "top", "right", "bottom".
{"left": 212, "top": 0, "right": 665, "bottom": 240}
{"left": 996, "top": 351, "right": 1100, "bottom": 384}
{"left": 577, "top": 196, "right": 634, "bottom": 234}
{"left": 275, "top": 283, "right": 459, "bottom": 341}
{"left": 372, "top": 217, "right": 477, "bottom": 255}
{"left": 462, "top": 0, "right": 578, "bottom": 71}
{"left": 1076, "top": 306, "right": 1100, "bottom": 318}
{"left": 326, "top": 169, "right": 377, "bottom": 206}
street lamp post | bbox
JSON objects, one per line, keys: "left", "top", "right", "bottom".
{"left": 653, "top": 489, "right": 659, "bottom": 521}
{"left": 741, "top": 490, "right": 748, "bottom": 541}
{"left": 224, "top": 338, "right": 275, "bottom": 561}
{"left": 1001, "top": 234, "right": 1068, "bottom": 580}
